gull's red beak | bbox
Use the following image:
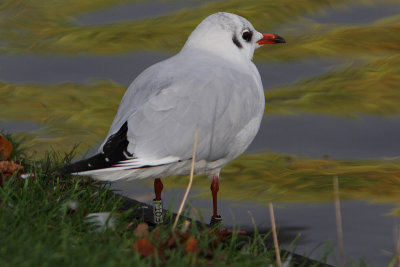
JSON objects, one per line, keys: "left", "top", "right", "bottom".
{"left": 257, "top": 33, "right": 286, "bottom": 45}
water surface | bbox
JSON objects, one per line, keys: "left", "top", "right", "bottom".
{"left": 309, "top": 2, "right": 400, "bottom": 24}
{"left": 0, "top": 120, "right": 42, "bottom": 133}
{"left": 0, "top": 53, "right": 339, "bottom": 86}
{"left": 249, "top": 114, "right": 400, "bottom": 159}
{"left": 0, "top": 52, "right": 170, "bottom": 85}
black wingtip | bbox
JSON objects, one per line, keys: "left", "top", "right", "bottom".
{"left": 58, "top": 164, "right": 73, "bottom": 175}
{"left": 57, "top": 160, "right": 85, "bottom": 175}
{"left": 58, "top": 153, "right": 114, "bottom": 174}
{"left": 58, "top": 121, "right": 134, "bottom": 175}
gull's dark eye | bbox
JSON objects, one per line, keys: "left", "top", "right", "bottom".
{"left": 242, "top": 30, "right": 252, "bottom": 42}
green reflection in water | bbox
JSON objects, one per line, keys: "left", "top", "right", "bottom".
{"left": 1, "top": 0, "right": 399, "bottom": 61}
{"left": 258, "top": 12, "right": 400, "bottom": 61}
{"left": 0, "top": 80, "right": 124, "bottom": 155}
{"left": 267, "top": 55, "right": 400, "bottom": 116}
{"left": 0, "top": 0, "right": 352, "bottom": 55}
{"left": 160, "top": 152, "right": 400, "bottom": 205}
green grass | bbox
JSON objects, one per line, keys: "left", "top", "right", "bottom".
{"left": 0, "top": 151, "right": 141, "bottom": 265}
{"left": 2, "top": 138, "right": 324, "bottom": 266}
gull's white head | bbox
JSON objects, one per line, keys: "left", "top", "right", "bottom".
{"left": 182, "top": 12, "right": 285, "bottom": 62}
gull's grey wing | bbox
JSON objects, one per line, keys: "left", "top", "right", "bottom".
{"left": 101, "top": 55, "right": 179, "bottom": 148}
{"left": 111, "top": 53, "right": 264, "bottom": 166}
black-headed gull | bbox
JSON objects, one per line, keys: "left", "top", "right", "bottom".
{"left": 60, "top": 12, "right": 285, "bottom": 224}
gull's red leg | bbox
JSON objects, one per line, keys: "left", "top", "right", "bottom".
{"left": 210, "top": 174, "right": 222, "bottom": 225}
{"left": 154, "top": 178, "right": 163, "bottom": 201}
{"left": 211, "top": 174, "right": 219, "bottom": 218}
{"left": 153, "top": 178, "right": 164, "bottom": 224}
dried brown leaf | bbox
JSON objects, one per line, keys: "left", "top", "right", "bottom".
{"left": 0, "top": 160, "right": 24, "bottom": 187}
{"left": 133, "top": 238, "right": 158, "bottom": 257}
{"left": 185, "top": 237, "right": 199, "bottom": 255}
{"left": 0, "top": 134, "right": 12, "bottom": 161}
{"left": 133, "top": 223, "right": 149, "bottom": 238}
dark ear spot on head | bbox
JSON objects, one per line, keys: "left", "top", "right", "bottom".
{"left": 232, "top": 35, "right": 242, "bottom": 49}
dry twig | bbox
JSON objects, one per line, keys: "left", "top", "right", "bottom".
{"left": 269, "top": 203, "right": 282, "bottom": 267}
{"left": 172, "top": 127, "right": 199, "bottom": 231}
{"left": 333, "top": 175, "right": 345, "bottom": 267}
